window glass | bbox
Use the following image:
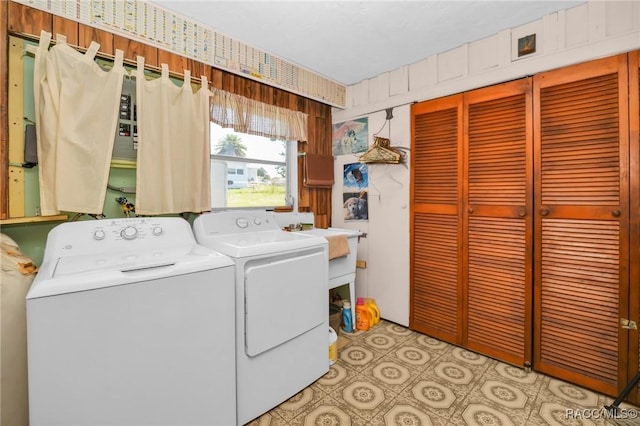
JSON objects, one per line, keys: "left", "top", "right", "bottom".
{"left": 210, "top": 123, "right": 292, "bottom": 209}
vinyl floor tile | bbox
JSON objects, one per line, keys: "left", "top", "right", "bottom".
{"left": 244, "top": 320, "right": 639, "bottom": 426}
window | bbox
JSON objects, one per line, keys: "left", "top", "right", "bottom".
{"left": 210, "top": 123, "right": 296, "bottom": 209}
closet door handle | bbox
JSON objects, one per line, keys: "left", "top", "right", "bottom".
{"left": 468, "top": 207, "right": 474, "bottom": 214}
{"left": 612, "top": 210, "right": 621, "bottom": 217}
{"left": 540, "top": 208, "right": 550, "bottom": 216}
{"left": 518, "top": 208, "right": 526, "bottom": 217}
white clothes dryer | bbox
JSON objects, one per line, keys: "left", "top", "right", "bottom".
{"left": 193, "top": 211, "right": 329, "bottom": 425}
{"left": 27, "top": 217, "right": 236, "bottom": 426}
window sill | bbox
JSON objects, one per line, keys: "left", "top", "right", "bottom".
{"left": 1, "top": 214, "right": 68, "bottom": 225}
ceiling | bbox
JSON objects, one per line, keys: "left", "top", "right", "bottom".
{"left": 151, "top": 1, "right": 585, "bottom": 86}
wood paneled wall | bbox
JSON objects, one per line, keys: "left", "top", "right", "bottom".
{"left": 1, "top": 1, "right": 9, "bottom": 219}
{"left": 1, "top": 1, "right": 333, "bottom": 227}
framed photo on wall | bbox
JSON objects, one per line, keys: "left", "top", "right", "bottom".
{"left": 332, "top": 118, "right": 368, "bottom": 156}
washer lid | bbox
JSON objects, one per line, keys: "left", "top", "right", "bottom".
{"left": 52, "top": 244, "right": 213, "bottom": 277}
{"left": 27, "top": 244, "right": 234, "bottom": 299}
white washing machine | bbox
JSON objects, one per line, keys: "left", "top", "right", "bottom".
{"left": 193, "top": 210, "right": 328, "bottom": 425}
{"left": 26, "top": 217, "right": 236, "bottom": 426}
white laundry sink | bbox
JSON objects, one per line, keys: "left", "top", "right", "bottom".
{"left": 301, "top": 228, "right": 359, "bottom": 280}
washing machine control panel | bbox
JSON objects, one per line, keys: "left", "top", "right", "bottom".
{"left": 94, "top": 219, "right": 173, "bottom": 243}
{"left": 198, "top": 211, "right": 280, "bottom": 235}
{"left": 89, "top": 220, "right": 160, "bottom": 242}
{"left": 48, "top": 218, "right": 195, "bottom": 257}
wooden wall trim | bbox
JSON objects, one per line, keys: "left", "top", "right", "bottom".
{"left": 1, "top": 0, "right": 9, "bottom": 219}
{"left": 2, "top": 1, "right": 333, "bottom": 226}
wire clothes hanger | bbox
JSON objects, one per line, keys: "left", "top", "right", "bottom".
{"left": 359, "top": 108, "right": 403, "bottom": 164}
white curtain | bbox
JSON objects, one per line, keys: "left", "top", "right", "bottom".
{"left": 209, "top": 87, "right": 308, "bottom": 141}
{"left": 33, "top": 31, "right": 56, "bottom": 216}
{"left": 135, "top": 58, "right": 211, "bottom": 215}
{"left": 33, "top": 31, "right": 124, "bottom": 215}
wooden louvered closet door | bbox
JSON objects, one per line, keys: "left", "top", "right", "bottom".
{"left": 411, "top": 95, "right": 464, "bottom": 344}
{"left": 463, "top": 79, "right": 533, "bottom": 367}
{"left": 533, "top": 54, "right": 630, "bottom": 396}
{"left": 629, "top": 50, "right": 640, "bottom": 405}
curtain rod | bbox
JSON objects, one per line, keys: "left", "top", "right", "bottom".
{"left": 14, "top": 30, "right": 204, "bottom": 85}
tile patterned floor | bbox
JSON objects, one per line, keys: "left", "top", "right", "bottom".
{"left": 246, "top": 320, "right": 639, "bottom": 426}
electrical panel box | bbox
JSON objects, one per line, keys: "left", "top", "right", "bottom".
{"left": 112, "top": 76, "right": 137, "bottom": 162}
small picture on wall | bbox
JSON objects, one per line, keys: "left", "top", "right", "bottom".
{"left": 332, "top": 118, "right": 368, "bottom": 156}
{"left": 343, "top": 192, "right": 368, "bottom": 221}
{"left": 343, "top": 163, "right": 368, "bottom": 221}
{"left": 343, "top": 163, "right": 368, "bottom": 191}
{"left": 517, "top": 33, "right": 536, "bottom": 57}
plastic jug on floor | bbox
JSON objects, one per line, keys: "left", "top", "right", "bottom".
{"left": 342, "top": 301, "right": 353, "bottom": 333}
{"left": 328, "top": 327, "right": 338, "bottom": 365}
{"left": 355, "top": 298, "right": 371, "bottom": 331}
{"left": 365, "top": 298, "right": 380, "bottom": 326}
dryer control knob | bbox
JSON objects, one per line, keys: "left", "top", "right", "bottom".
{"left": 236, "top": 218, "right": 249, "bottom": 228}
{"left": 253, "top": 218, "right": 262, "bottom": 225}
{"left": 93, "top": 230, "right": 106, "bottom": 240}
{"left": 121, "top": 226, "right": 138, "bottom": 240}
{"left": 152, "top": 226, "right": 163, "bottom": 236}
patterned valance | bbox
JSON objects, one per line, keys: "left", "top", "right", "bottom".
{"left": 210, "top": 88, "right": 308, "bottom": 141}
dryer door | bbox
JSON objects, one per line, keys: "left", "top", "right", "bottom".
{"left": 244, "top": 250, "right": 327, "bottom": 356}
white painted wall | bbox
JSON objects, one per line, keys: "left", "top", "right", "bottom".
{"left": 331, "top": 107, "right": 411, "bottom": 325}
{"left": 331, "top": 0, "right": 640, "bottom": 327}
